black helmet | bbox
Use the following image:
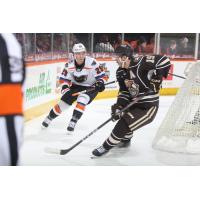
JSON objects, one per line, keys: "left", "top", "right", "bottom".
{"left": 115, "top": 44, "right": 133, "bottom": 58}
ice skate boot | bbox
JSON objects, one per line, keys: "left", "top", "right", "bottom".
{"left": 92, "top": 146, "right": 109, "bottom": 157}
{"left": 117, "top": 139, "right": 131, "bottom": 148}
{"left": 41, "top": 116, "right": 52, "bottom": 129}
{"left": 67, "top": 119, "right": 77, "bottom": 132}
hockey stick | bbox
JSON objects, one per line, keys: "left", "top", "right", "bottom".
{"left": 44, "top": 94, "right": 145, "bottom": 155}
{"left": 168, "top": 72, "right": 186, "bottom": 80}
{"left": 72, "top": 80, "right": 117, "bottom": 96}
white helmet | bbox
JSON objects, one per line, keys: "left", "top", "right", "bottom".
{"left": 72, "top": 43, "right": 86, "bottom": 53}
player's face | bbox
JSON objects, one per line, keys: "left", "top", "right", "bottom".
{"left": 74, "top": 52, "right": 86, "bottom": 64}
{"left": 117, "top": 55, "right": 130, "bottom": 69}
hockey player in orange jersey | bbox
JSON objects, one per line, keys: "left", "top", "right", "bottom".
{"left": 42, "top": 43, "right": 107, "bottom": 133}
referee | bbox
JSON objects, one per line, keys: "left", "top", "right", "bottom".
{"left": 0, "top": 34, "right": 25, "bottom": 165}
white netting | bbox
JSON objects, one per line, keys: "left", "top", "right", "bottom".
{"left": 153, "top": 62, "right": 200, "bottom": 154}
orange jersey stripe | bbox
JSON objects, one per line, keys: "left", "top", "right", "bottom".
{"left": 0, "top": 84, "right": 23, "bottom": 115}
{"left": 59, "top": 79, "right": 65, "bottom": 84}
{"left": 59, "top": 79, "right": 71, "bottom": 86}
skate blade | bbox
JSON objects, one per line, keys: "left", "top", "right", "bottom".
{"left": 41, "top": 125, "right": 48, "bottom": 130}
{"left": 44, "top": 147, "right": 60, "bottom": 154}
{"left": 90, "top": 155, "right": 99, "bottom": 159}
{"left": 66, "top": 131, "right": 74, "bottom": 135}
{"left": 90, "top": 153, "right": 108, "bottom": 159}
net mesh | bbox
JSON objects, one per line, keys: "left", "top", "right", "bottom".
{"left": 153, "top": 62, "right": 200, "bottom": 154}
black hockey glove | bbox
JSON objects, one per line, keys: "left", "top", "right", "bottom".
{"left": 149, "top": 74, "right": 162, "bottom": 92}
{"left": 116, "top": 68, "right": 129, "bottom": 81}
{"left": 94, "top": 80, "right": 105, "bottom": 92}
{"left": 111, "top": 103, "right": 125, "bottom": 121}
{"left": 61, "top": 84, "right": 70, "bottom": 95}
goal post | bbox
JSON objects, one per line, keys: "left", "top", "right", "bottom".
{"left": 152, "top": 62, "right": 200, "bottom": 154}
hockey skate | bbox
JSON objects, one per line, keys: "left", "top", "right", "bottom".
{"left": 67, "top": 120, "right": 77, "bottom": 132}
{"left": 117, "top": 139, "right": 131, "bottom": 148}
{"left": 41, "top": 116, "right": 52, "bottom": 129}
{"left": 92, "top": 146, "right": 109, "bottom": 157}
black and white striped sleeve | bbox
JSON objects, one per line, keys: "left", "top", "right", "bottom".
{"left": 156, "top": 55, "right": 171, "bottom": 78}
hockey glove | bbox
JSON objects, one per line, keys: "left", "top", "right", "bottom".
{"left": 61, "top": 84, "right": 70, "bottom": 95}
{"left": 116, "top": 68, "right": 129, "bottom": 81}
{"left": 94, "top": 80, "right": 105, "bottom": 92}
{"left": 111, "top": 103, "right": 124, "bottom": 121}
{"left": 149, "top": 74, "right": 162, "bottom": 92}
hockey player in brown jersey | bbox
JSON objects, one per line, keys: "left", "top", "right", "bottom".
{"left": 92, "top": 53, "right": 171, "bottom": 157}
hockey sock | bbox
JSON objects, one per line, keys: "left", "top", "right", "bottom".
{"left": 49, "top": 101, "right": 71, "bottom": 120}
{"left": 70, "top": 109, "right": 83, "bottom": 122}
{"left": 103, "top": 118, "right": 131, "bottom": 150}
{"left": 70, "top": 102, "right": 86, "bottom": 121}
{"left": 121, "top": 132, "right": 133, "bottom": 142}
{"left": 49, "top": 104, "right": 61, "bottom": 119}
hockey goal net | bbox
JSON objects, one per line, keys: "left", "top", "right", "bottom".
{"left": 153, "top": 62, "right": 200, "bottom": 154}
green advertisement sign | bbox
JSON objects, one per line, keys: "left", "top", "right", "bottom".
{"left": 26, "top": 70, "right": 52, "bottom": 101}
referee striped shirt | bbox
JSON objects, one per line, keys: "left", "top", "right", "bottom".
{"left": 0, "top": 33, "right": 25, "bottom": 166}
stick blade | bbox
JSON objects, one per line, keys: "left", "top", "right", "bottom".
{"left": 44, "top": 147, "right": 61, "bottom": 155}
{"left": 60, "top": 149, "right": 70, "bottom": 155}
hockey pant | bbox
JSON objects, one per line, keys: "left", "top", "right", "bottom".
{"left": 49, "top": 85, "right": 98, "bottom": 120}
{"left": 103, "top": 105, "right": 158, "bottom": 150}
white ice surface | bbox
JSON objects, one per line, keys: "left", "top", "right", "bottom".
{"left": 20, "top": 96, "right": 200, "bottom": 166}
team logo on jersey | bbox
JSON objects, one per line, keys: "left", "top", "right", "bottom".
{"left": 73, "top": 75, "right": 88, "bottom": 83}
{"left": 73, "top": 70, "right": 88, "bottom": 83}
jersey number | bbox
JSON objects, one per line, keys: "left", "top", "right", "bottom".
{"left": 146, "top": 56, "right": 155, "bottom": 64}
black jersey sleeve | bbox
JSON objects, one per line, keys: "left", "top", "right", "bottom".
{"left": 116, "top": 90, "right": 132, "bottom": 107}
{"left": 155, "top": 55, "right": 171, "bottom": 78}
{"left": 143, "top": 55, "right": 171, "bottom": 78}
{"left": 145, "top": 55, "right": 171, "bottom": 92}
{"left": 116, "top": 67, "right": 129, "bottom": 91}
{"left": 115, "top": 68, "right": 132, "bottom": 107}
